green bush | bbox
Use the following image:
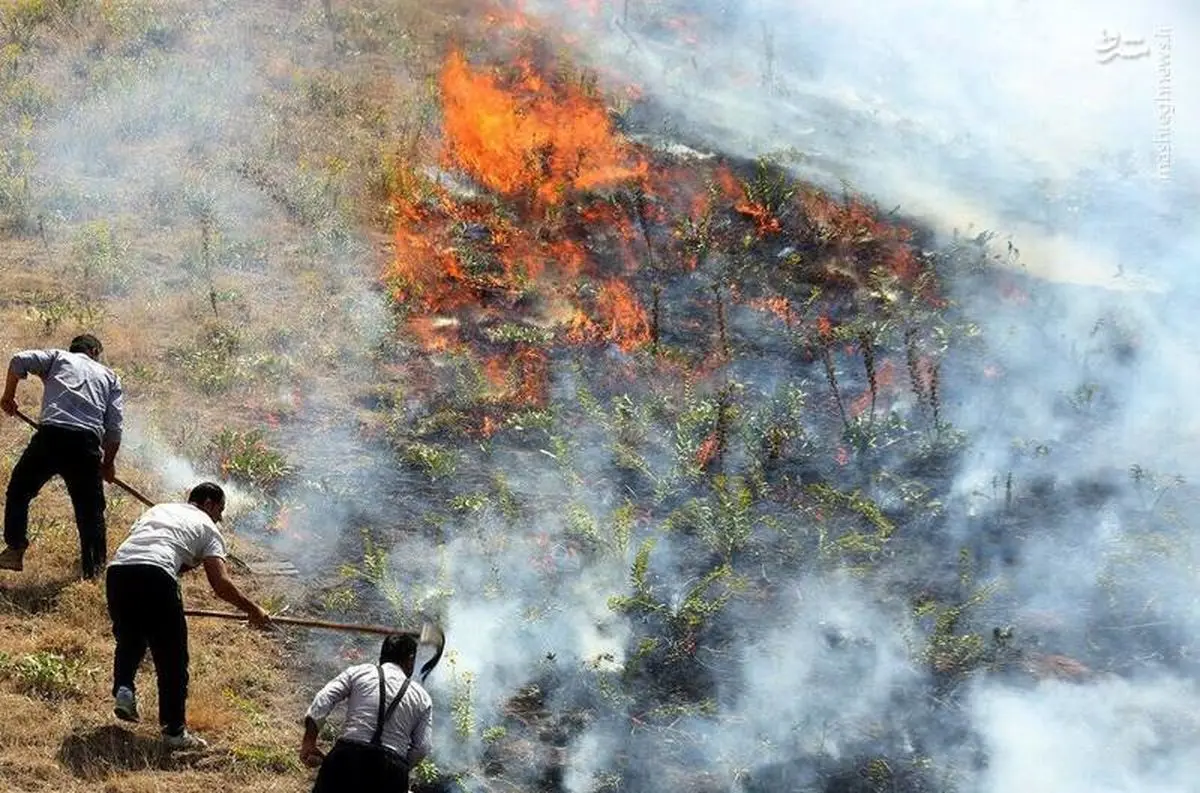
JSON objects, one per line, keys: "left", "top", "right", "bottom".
{"left": 0, "top": 651, "right": 87, "bottom": 700}
{"left": 209, "top": 427, "right": 291, "bottom": 492}
{"left": 70, "top": 220, "right": 133, "bottom": 295}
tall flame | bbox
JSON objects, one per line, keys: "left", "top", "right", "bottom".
{"left": 384, "top": 41, "right": 941, "bottom": 428}
{"left": 440, "top": 50, "right": 648, "bottom": 205}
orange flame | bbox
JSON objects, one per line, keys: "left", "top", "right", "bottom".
{"left": 479, "top": 346, "right": 549, "bottom": 408}
{"left": 594, "top": 279, "right": 651, "bottom": 352}
{"left": 563, "top": 279, "right": 649, "bottom": 352}
{"left": 380, "top": 43, "right": 947, "bottom": 431}
{"left": 849, "top": 359, "right": 897, "bottom": 418}
{"left": 750, "top": 296, "right": 795, "bottom": 326}
{"left": 511, "top": 346, "right": 549, "bottom": 406}
{"left": 696, "top": 432, "right": 720, "bottom": 469}
{"left": 440, "top": 51, "right": 647, "bottom": 205}
{"left": 735, "top": 199, "right": 781, "bottom": 234}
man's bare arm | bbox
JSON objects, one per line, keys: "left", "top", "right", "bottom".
{"left": 101, "top": 439, "right": 120, "bottom": 482}
{"left": 201, "top": 556, "right": 271, "bottom": 628}
{"left": 300, "top": 717, "right": 325, "bottom": 767}
{"left": 1, "top": 367, "right": 20, "bottom": 416}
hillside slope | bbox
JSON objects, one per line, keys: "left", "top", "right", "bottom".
{"left": 3, "top": 2, "right": 1193, "bottom": 793}
{"left": 0, "top": 0, "right": 465, "bottom": 790}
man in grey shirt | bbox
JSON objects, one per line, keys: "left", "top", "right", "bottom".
{"left": 0, "top": 334, "right": 124, "bottom": 579}
{"left": 301, "top": 632, "right": 433, "bottom": 792}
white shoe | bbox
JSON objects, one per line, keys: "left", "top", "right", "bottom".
{"left": 113, "top": 686, "right": 139, "bottom": 722}
{"left": 0, "top": 546, "right": 25, "bottom": 571}
{"left": 161, "top": 729, "right": 208, "bottom": 750}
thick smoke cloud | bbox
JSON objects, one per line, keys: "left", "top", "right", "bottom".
{"left": 535, "top": 0, "right": 1198, "bottom": 283}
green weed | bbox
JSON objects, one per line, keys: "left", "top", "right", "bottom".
{"left": 167, "top": 323, "right": 242, "bottom": 394}
{"left": 231, "top": 744, "right": 301, "bottom": 773}
{"left": 209, "top": 427, "right": 291, "bottom": 492}
{"left": 70, "top": 220, "right": 133, "bottom": 295}
{"left": 0, "top": 650, "right": 88, "bottom": 700}
{"left": 401, "top": 441, "right": 458, "bottom": 480}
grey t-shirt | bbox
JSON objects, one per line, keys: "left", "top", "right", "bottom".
{"left": 109, "top": 503, "right": 226, "bottom": 579}
{"left": 10, "top": 349, "right": 123, "bottom": 444}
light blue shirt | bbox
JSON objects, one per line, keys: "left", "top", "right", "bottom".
{"left": 10, "top": 349, "right": 123, "bottom": 444}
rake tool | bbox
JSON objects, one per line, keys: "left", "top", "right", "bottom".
{"left": 184, "top": 608, "right": 447, "bottom": 680}
{"left": 11, "top": 407, "right": 299, "bottom": 576}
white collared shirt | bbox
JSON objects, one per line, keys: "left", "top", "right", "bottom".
{"left": 305, "top": 661, "right": 432, "bottom": 763}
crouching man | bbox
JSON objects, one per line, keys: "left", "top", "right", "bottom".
{"left": 301, "top": 633, "right": 433, "bottom": 792}
{"left": 105, "top": 481, "right": 272, "bottom": 749}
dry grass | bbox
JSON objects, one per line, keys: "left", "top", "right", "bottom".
{"left": 0, "top": 459, "right": 318, "bottom": 792}
{"left": 0, "top": 0, "right": 484, "bottom": 789}
{"left": 0, "top": 514, "right": 315, "bottom": 792}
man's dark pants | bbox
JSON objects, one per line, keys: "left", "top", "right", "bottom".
{"left": 4, "top": 424, "right": 107, "bottom": 578}
{"left": 311, "top": 740, "right": 409, "bottom": 793}
{"left": 105, "top": 564, "right": 190, "bottom": 735}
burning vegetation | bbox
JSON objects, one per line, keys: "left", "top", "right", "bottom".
{"left": 320, "top": 12, "right": 1195, "bottom": 788}
{"left": 383, "top": 40, "right": 942, "bottom": 440}
{"left": 355, "top": 31, "right": 1055, "bottom": 793}
{"left": 0, "top": 0, "right": 1189, "bottom": 791}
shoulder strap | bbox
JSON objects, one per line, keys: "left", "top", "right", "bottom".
{"left": 371, "top": 664, "right": 414, "bottom": 746}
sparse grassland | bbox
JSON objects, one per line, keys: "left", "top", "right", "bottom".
{"left": 0, "top": 0, "right": 479, "bottom": 790}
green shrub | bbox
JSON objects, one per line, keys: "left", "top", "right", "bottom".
{"left": 70, "top": 220, "right": 133, "bottom": 295}
{"left": 0, "top": 651, "right": 87, "bottom": 700}
{"left": 209, "top": 427, "right": 291, "bottom": 492}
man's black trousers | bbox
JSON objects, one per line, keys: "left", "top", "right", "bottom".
{"left": 4, "top": 424, "right": 107, "bottom": 578}
{"left": 106, "top": 564, "right": 190, "bottom": 734}
{"left": 311, "top": 740, "right": 409, "bottom": 793}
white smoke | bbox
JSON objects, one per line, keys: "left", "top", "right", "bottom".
{"left": 15, "top": 2, "right": 1200, "bottom": 791}
{"left": 968, "top": 675, "right": 1200, "bottom": 793}
{"left": 509, "top": 1, "right": 1200, "bottom": 791}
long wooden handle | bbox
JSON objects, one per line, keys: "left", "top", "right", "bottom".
{"left": 184, "top": 609, "right": 447, "bottom": 680}
{"left": 13, "top": 408, "right": 154, "bottom": 507}
{"left": 185, "top": 608, "right": 400, "bottom": 636}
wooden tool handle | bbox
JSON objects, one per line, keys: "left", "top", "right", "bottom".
{"left": 184, "top": 608, "right": 400, "bottom": 636}
{"left": 14, "top": 408, "right": 154, "bottom": 507}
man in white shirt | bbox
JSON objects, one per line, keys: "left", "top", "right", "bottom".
{"left": 301, "top": 632, "right": 433, "bottom": 792}
{"left": 105, "top": 481, "right": 271, "bottom": 750}
{"left": 0, "top": 334, "right": 124, "bottom": 578}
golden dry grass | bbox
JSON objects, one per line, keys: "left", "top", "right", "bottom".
{"left": 0, "top": 510, "right": 316, "bottom": 792}
{"left": 0, "top": 0, "right": 486, "bottom": 790}
{"left": 0, "top": 201, "right": 314, "bottom": 792}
